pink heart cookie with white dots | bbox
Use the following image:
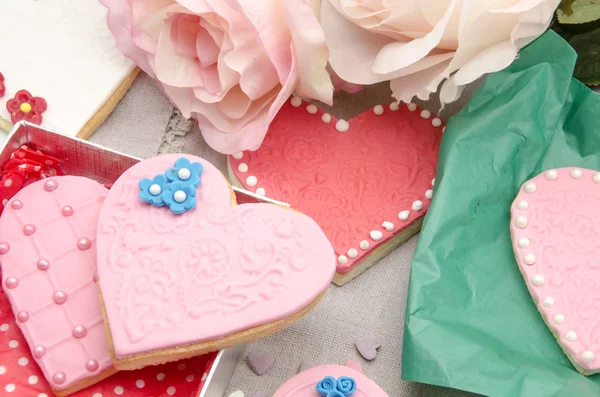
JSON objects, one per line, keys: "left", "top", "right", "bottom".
{"left": 510, "top": 167, "right": 600, "bottom": 375}
{"left": 96, "top": 154, "right": 336, "bottom": 370}
{"left": 0, "top": 176, "right": 114, "bottom": 396}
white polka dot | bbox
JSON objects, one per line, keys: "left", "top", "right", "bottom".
{"left": 321, "top": 113, "right": 331, "bottom": 123}
{"left": 157, "top": 372, "right": 166, "bottom": 381}
{"left": 34, "top": 166, "right": 41, "bottom": 172}
{"left": 28, "top": 375, "right": 38, "bottom": 384}
{"left": 543, "top": 297, "right": 554, "bottom": 307}
{"left": 347, "top": 249, "right": 358, "bottom": 259}
{"left": 335, "top": 120, "right": 349, "bottom": 132}
{"left": 518, "top": 237, "right": 530, "bottom": 248}
{"left": 566, "top": 331, "right": 577, "bottom": 341}
{"left": 237, "top": 163, "right": 248, "bottom": 173}
{"left": 420, "top": 110, "right": 431, "bottom": 119}
{"left": 306, "top": 104, "right": 318, "bottom": 114}
{"left": 177, "top": 363, "right": 186, "bottom": 370}
{"left": 18, "top": 164, "right": 26, "bottom": 169}
{"left": 432, "top": 118, "right": 442, "bottom": 127}
{"left": 8, "top": 340, "right": 18, "bottom": 348}
{"left": 186, "top": 374, "right": 194, "bottom": 382}
{"left": 92, "top": 394, "right": 102, "bottom": 397}
{"left": 0, "top": 365, "right": 6, "bottom": 374}
{"left": 246, "top": 176, "right": 257, "bottom": 187}
{"left": 412, "top": 200, "right": 423, "bottom": 211}
{"left": 5, "top": 384, "right": 15, "bottom": 392}
{"left": 583, "top": 351, "right": 595, "bottom": 362}
{"left": 337, "top": 255, "right": 348, "bottom": 265}
{"left": 38, "top": 394, "right": 48, "bottom": 397}
{"left": 4, "top": 179, "right": 12, "bottom": 187}
{"left": 389, "top": 103, "right": 399, "bottom": 111}
{"left": 408, "top": 103, "right": 417, "bottom": 112}
{"left": 531, "top": 275, "right": 545, "bottom": 287}
{"left": 256, "top": 188, "right": 266, "bottom": 196}
{"left": 517, "top": 200, "right": 529, "bottom": 210}
{"left": 167, "top": 386, "right": 176, "bottom": 395}
{"left": 524, "top": 254, "right": 536, "bottom": 265}
{"left": 359, "top": 240, "right": 369, "bottom": 250}
{"left": 398, "top": 210, "right": 410, "bottom": 221}
{"left": 18, "top": 357, "right": 28, "bottom": 366}
{"left": 524, "top": 182, "right": 536, "bottom": 193}
{"left": 545, "top": 169, "right": 558, "bottom": 180}
{"left": 290, "top": 97, "right": 302, "bottom": 107}
{"left": 425, "top": 189, "right": 433, "bottom": 200}
{"left": 44, "top": 160, "right": 53, "bottom": 165}
{"left": 136, "top": 379, "right": 145, "bottom": 388}
{"left": 0, "top": 324, "right": 8, "bottom": 332}
{"left": 114, "top": 386, "right": 124, "bottom": 395}
{"left": 232, "top": 152, "right": 243, "bottom": 160}
{"left": 570, "top": 168, "right": 583, "bottom": 179}
{"left": 373, "top": 105, "right": 384, "bottom": 115}
{"left": 593, "top": 172, "right": 600, "bottom": 184}
{"left": 515, "top": 216, "right": 528, "bottom": 229}
{"left": 370, "top": 230, "right": 383, "bottom": 241}
{"left": 554, "top": 314, "right": 565, "bottom": 325}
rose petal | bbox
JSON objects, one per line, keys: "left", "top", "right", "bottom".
{"left": 171, "top": 14, "right": 201, "bottom": 58}
{"left": 217, "top": 85, "right": 252, "bottom": 119}
{"left": 196, "top": 26, "right": 221, "bottom": 67}
{"left": 390, "top": 59, "right": 451, "bottom": 103}
{"left": 223, "top": 42, "right": 279, "bottom": 100}
{"left": 131, "top": 0, "right": 176, "bottom": 55}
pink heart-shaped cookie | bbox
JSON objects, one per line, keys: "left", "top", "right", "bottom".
{"left": 96, "top": 155, "right": 335, "bottom": 369}
{"left": 228, "top": 99, "right": 443, "bottom": 285}
{"left": 273, "top": 361, "right": 388, "bottom": 397}
{"left": 510, "top": 167, "right": 600, "bottom": 375}
{"left": 0, "top": 176, "right": 114, "bottom": 396}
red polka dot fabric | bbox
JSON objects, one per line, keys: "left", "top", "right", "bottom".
{"left": 0, "top": 285, "right": 217, "bottom": 397}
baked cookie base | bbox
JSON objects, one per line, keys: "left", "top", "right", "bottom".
{"left": 52, "top": 366, "right": 118, "bottom": 397}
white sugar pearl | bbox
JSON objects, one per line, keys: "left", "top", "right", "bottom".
{"left": 149, "top": 184, "right": 162, "bottom": 196}
{"left": 524, "top": 254, "right": 536, "bottom": 265}
{"left": 347, "top": 249, "right": 358, "bottom": 258}
{"left": 373, "top": 105, "right": 384, "bottom": 115}
{"left": 382, "top": 221, "right": 394, "bottom": 231}
{"left": 420, "top": 110, "right": 431, "bottom": 119}
{"left": 515, "top": 216, "right": 528, "bottom": 229}
{"left": 412, "top": 200, "right": 423, "bottom": 211}
{"left": 336, "top": 120, "right": 349, "bottom": 132}
{"left": 389, "top": 103, "right": 399, "bottom": 111}
{"left": 337, "top": 255, "right": 348, "bottom": 265}
{"left": 524, "top": 182, "right": 536, "bottom": 193}
{"left": 28, "top": 375, "right": 38, "bottom": 385}
{"left": 518, "top": 237, "right": 530, "bottom": 248}
{"left": 398, "top": 210, "right": 410, "bottom": 221}
{"left": 246, "top": 176, "right": 258, "bottom": 187}
{"left": 531, "top": 274, "right": 545, "bottom": 286}
{"left": 136, "top": 380, "right": 145, "bottom": 388}
{"left": 570, "top": 168, "right": 583, "bottom": 179}
{"left": 425, "top": 189, "right": 433, "bottom": 199}
{"left": 517, "top": 200, "right": 529, "bottom": 210}
{"left": 554, "top": 314, "right": 565, "bottom": 324}
{"left": 256, "top": 188, "right": 266, "bottom": 196}
{"left": 593, "top": 172, "right": 600, "bottom": 184}
{"left": 408, "top": 103, "right": 417, "bottom": 112}
{"left": 545, "top": 169, "right": 558, "bottom": 180}
{"left": 359, "top": 240, "right": 370, "bottom": 250}
{"left": 306, "top": 104, "right": 318, "bottom": 114}
{"left": 238, "top": 163, "right": 248, "bottom": 173}
{"left": 114, "top": 386, "right": 124, "bottom": 395}
{"left": 432, "top": 118, "right": 442, "bottom": 127}
{"left": 178, "top": 168, "right": 191, "bottom": 180}
{"left": 321, "top": 113, "right": 331, "bottom": 123}
{"left": 542, "top": 296, "right": 554, "bottom": 307}
{"left": 232, "top": 152, "right": 243, "bottom": 160}
{"left": 583, "top": 351, "right": 595, "bottom": 362}
{"left": 370, "top": 230, "right": 383, "bottom": 241}
{"left": 566, "top": 331, "right": 577, "bottom": 341}
{"left": 291, "top": 97, "right": 302, "bottom": 107}
{"left": 432, "top": 178, "right": 435, "bottom": 187}
{"left": 173, "top": 190, "right": 187, "bottom": 203}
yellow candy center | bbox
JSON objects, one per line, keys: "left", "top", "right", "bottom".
{"left": 20, "top": 102, "right": 32, "bottom": 113}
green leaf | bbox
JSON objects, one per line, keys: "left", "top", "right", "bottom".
{"left": 570, "top": 27, "right": 600, "bottom": 85}
{"left": 557, "top": 0, "right": 600, "bottom": 24}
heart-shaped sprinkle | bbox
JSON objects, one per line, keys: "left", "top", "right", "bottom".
{"left": 511, "top": 167, "right": 600, "bottom": 375}
{"left": 247, "top": 354, "right": 275, "bottom": 376}
{"left": 229, "top": 99, "right": 442, "bottom": 285}
{"left": 298, "top": 359, "right": 315, "bottom": 373}
{"left": 356, "top": 335, "right": 382, "bottom": 361}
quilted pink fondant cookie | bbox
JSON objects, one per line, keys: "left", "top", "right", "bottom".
{"left": 510, "top": 167, "right": 600, "bottom": 375}
{"left": 272, "top": 360, "right": 388, "bottom": 397}
{"left": 96, "top": 154, "right": 336, "bottom": 370}
{"left": 228, "top": 99, "right": 443, "bottom": 285}
{"left": 0, "top": 176, "right": 114, "bottom": 396}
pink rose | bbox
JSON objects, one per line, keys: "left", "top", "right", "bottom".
{"left": 101, "top": 0, "right": 333, "bottom": 154}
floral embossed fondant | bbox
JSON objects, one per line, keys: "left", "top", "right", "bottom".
{"left": 97, "top": 154, "right": 336, "bottom": 369}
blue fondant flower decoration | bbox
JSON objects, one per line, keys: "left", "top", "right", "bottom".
{"left": 336, "top": 377, "right": 357, "bottom": 395}
{"left": 162, "top": 181, "right": 196, "bottom": 215}
{"left": 139, "top": 174, "right": 169, "bottom": 206}
{"left": 326, "top": 391, "right": 345, "bottom": 397}
{"left": 316, "top": 376, "right": 337, "bottom": 395}
{"left": 165, "top": 157, "right": 203, "bottom": 186}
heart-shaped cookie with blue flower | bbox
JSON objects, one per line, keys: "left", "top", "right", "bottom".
{"left": 96, "top": 154, "right": 336, "bottom": 369}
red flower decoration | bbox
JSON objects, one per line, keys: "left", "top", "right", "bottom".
{"left": 6, "top": 89, "right": 47, "bottom": 124}
{"left": 0, "top": 73, "right": 5, "bottom": 97}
